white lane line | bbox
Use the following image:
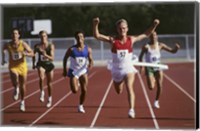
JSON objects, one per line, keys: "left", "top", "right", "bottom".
{"left": 164, "top": 73, "right": 196, "bottom": 103}
{"left": 29, "top": 71, "right": 97, "bottom": 126}
{"left": 1, "top": 71, "right": 36, "bottom": 84}
{"left": 90, "top": 79, "right": 113, "bottom": 128}
{"left": 137, "top": 73, "right": 159, "bottom": 129}
{"left": 1, "top": 77, "right": 65, "bottom": 111}
{"left": 29, "top": 91, "right": 72, "bottom": 126}
{"left": 1, "top": 71, "right": 60, "bottom": 94}
{"left": 1, "top": 78, "right": 39, "bottom": 94}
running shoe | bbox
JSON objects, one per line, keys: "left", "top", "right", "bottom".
{"left": 40, "top": 90, "right": 45, "bottom": 102}
{"left": 20, "top": 101, "right": 25, "bottom": 112}
{"left": 46, "top": 97, "right": 52, "bottom": 108}
{"left": 128, "top": 109, "right": 135, "bottom": 118}
{"left": 13, "top": 87, "right": 19, "bottom": 101}
{"left": 78, "top": 105, "right": 85, "bottom": 113}
{"left": 154, "top": 100, "right": 160, "bottom": 109}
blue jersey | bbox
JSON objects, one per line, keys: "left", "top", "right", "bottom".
{"left": 69, "top": 45, "right": 88, "bottom": 70}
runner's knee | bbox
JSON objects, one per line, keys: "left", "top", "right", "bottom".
{"left": 115, "top": 87, "right": 123, "bottom": 94}
{"left": 39, "top": 75, "right": 45, "bottom": 81}
{"left": 148, "top": 86, "right": 154, "bottom": 90}
{"left": 71, "top": 86, "right": 78, "bottom": 93}
{"left": 148, "top": 83, "right": 154, "bottom": 90}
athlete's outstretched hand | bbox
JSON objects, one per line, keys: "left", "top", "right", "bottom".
{"left": 175, "top": 43, "right": 181, "bottom": 49}
{"left": 1, "top": 60, "right": 7, "bottom": 66}
{"left": 63, "top": 70, "right": 67, "bottom": 77}
{"left": 32, "top": 64, "right": 36, "bottom": 70}
{"left": 93, "top": 17, "right": 100, "bottom": 25}
{"left": 153, "top": 19, "right": 160, "bottom": 26}
{"left": 88, "top": 63, "right": 93, "bottom": 70}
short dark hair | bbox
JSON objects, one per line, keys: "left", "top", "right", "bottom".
{"left": 12, "top": 28, "right": 21, "bottom": 35}
{"left": 74, "top": 30, "right": 85, "bottom": 39}
{"left": 39, "top": 30, "right": 48, "bottom": 36}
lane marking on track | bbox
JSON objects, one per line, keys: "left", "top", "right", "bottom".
{"left": 90, "top": 79, "right": 113, "bottom": 128}
{"left": 164, "top": 73, "right": 196, "bottom": 103}
{"left": 137, "top": 73, "right": 159, "bottom": 129}
{"left": 29, "top": 91, "right": 72, "bottom": 126}
{"left": 1, "top": 71, "right": 36, "bottom": 84}
{"left": 29, "top": 71, "right": 97, "bottom": 126}
{"left": 1, "top": 77, "right": 65, "bottom": 111}
{"left": 1, "top": 78, "right": 39, "bottom": 94}
{"left": 1, "top": 71, "right": 60, "bottom": 94}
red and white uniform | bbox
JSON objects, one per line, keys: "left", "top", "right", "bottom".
{"left": 109, "top": 36, "right": 137, "bottom": 82}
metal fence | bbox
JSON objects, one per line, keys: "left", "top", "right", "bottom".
{"left": 0, "top": 34, "right": 195, "bottom": 67}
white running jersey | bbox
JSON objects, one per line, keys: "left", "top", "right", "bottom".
{"left": 145, "top": 43, "right": 161, "bottom": 64}
{"left": 112, "top": 52, "right": 133, "bottom": 68}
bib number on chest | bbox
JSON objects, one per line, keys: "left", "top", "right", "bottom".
{"left": 12, "top": 52, "right": 23, "bottom": 61}
{"left": 117, "top": 50, "right": 128, "bottom": 59}
{"left": 151, "top": 56, "right": 160, "bottom": 63}
{"left": 41, "top": 55, "right": 49, "bottom": 61}
{"left": 76, "top": 57, "right": 86, "bottom": 66}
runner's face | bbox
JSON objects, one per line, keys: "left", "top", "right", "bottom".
{"left": 76, "top": 33, "right": 85, "bottom": 44}
{"left": 117, "top": 22, "right": 128, "bottom": 37}
{"left": 11, "top": 30, "right": 20, "bottom": 41}
{"left": 40, "top": 32, "right": 48, "bottom": 42}
{"left": 151, "top": 32, "right": 158, "bottom": 41}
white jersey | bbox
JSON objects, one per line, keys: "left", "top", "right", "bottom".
{"left": 112, "top": 52, "right": 133, "bottom": 68}
{"left": 145, "top": 43, "right": 161, "bottom": 64}
{"left": 107, "top": 36, "right": 137, "bottom": 82}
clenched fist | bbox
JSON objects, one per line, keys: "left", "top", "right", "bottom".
{"left": 93, "top": 17, "right": 100, "bottom": 25}
{"left": 154, "top": 19, "right": 160, "bottom": 26}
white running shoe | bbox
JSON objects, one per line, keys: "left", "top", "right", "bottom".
{"left": 40, "top": 91, "right": 45, "bottom": 102}
{"left": 78, "top": 105, "right": 85, "bottom": 113}
{"left": 13, "top": 87, "right": 19, "bottom": 101}
{"left": 20, "top": 101, "right": 25, "bottom": 112}
{"left": 46, "top": 97, "right": 52, "bottom": 108}
{"left": 128, "top": 109, "right": 135, "bottom": 118}
{"left": 154, "top": 100, "right": 160, "bottom": 109}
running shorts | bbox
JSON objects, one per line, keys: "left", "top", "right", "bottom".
{"left": 9, "top": 62, "right": 28, "bottom": 77}
{"left": 36, "top": 61, "right": 55, "bottom": 73}
{"left": 111, "top": 65, "right": 138, "bottom": 82}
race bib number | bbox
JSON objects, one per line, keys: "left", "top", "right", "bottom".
{"left": 151, "top": 56, "right": 160, "bottom": 63}
{"left": 12, "top": 52, "right": 23, "bottom": 61}
{"left": 117, "top": 50, "right": 128, "bottom": 59}
{"left": 76, "top": 57, "right": 86, "bottom": 66}
{"left": 151, "top": 56, "right": 160, "bottom": 71}
{"left": 41, "top": 55, "right": 49, "bottom": 61}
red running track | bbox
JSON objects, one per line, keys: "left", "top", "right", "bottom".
{"left": 0, "top": 62, "right": 196, "bottom": 129}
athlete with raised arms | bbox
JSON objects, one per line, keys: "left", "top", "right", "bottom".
{"left": 93, "top": 17, "right": 159, "bottom": 118}
{"left": 139, "top": 31, "right": 180, "bottom": 109}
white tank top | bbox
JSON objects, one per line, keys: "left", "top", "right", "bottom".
{"left": 112, "top": 52, "right": 132, "bottom": 68}
{"left": 145, "top": 43, "right": 161, "bottom": 64}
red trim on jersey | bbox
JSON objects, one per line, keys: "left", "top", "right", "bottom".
{"left": 111, "top": 36, "right": 133, "bottom": 53}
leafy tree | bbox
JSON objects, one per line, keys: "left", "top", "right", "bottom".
{"left": 3, "top": 2, "right": 195, "bottom": 39}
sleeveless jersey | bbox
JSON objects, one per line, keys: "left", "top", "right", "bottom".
{"left": 145, "top": 43, "right": 161, "bottom": 64}
{"left": 111, "top": 36, "right": 133, "bottom": 67}
{"left": 7, "top": 40, "right": 26, "bottom": 68}
{"left": 36, "top": 43, "right": 53, "bottom": 64}
{"left": 69, "top": 45, "right": 88, "bottom": 70}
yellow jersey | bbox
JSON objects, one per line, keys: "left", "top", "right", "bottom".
{"left": 7, "top": 40, "right": 28, "bottom": 76}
